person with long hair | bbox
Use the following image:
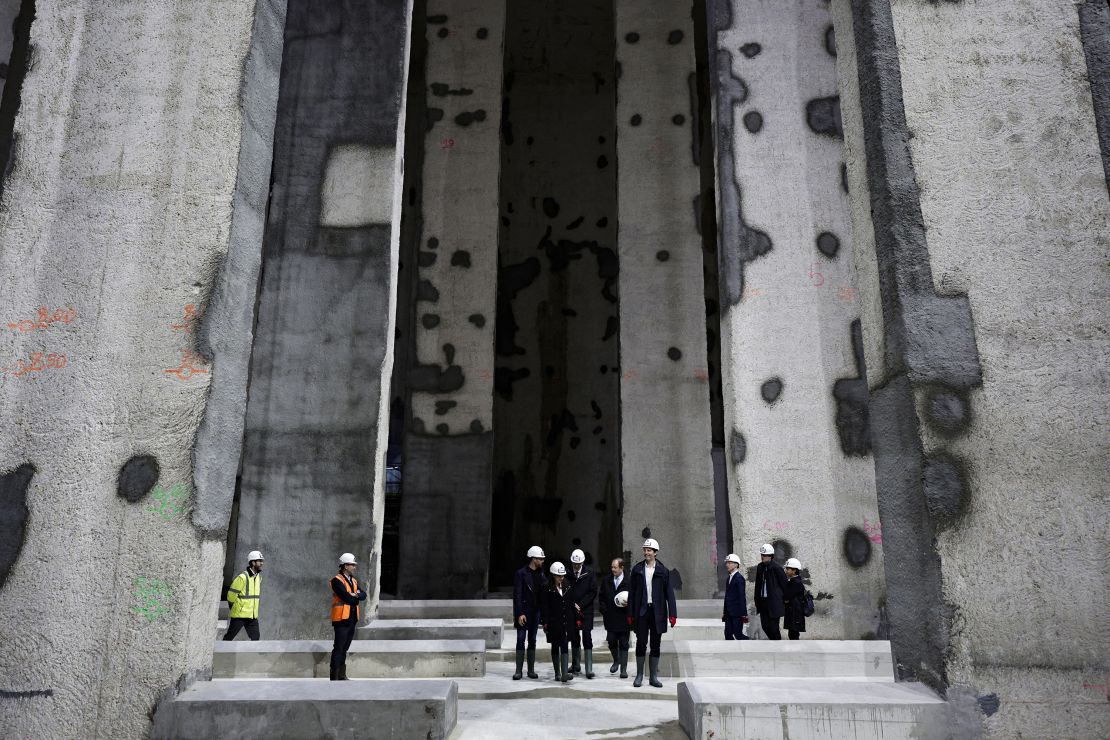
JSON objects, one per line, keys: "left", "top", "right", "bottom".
{"left": 541, "top": 561, "right": 579, "bottom": 683}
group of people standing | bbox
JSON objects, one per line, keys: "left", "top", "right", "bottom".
{"left": 727, "top": 543, "right": 809, "bottom": 641}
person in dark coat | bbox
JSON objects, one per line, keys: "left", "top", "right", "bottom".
{"left": 511, "top": 545, "right": 546, "bottom": 680}
{"left": 627, "top": 538, "right": 677, "bottom": 688}
{"left": 754, "top": 543, "right": 788, "bottom": 640}
{"left": 329, "top": 552, "right": 367, "bottom": 680}
{"left": 782, "top": 557, "right": 807, "bottom": 640}
{"left": 598, "top": 557, "right": 631, "bottom": 677}
{"left": 541, "top": 561, "right": 580, "bottom": 682}
{"left": 721, "top": 553, "right": 749, "bottom": 640}
{"left": 567, "top": 548, "right": 598, "bottom": 678}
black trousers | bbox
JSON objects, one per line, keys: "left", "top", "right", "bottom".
{"left": 724, "top": 616, "right": 748, "bottom": 640}
{"left": 570, "top": 616, "right": 594, "bottom": 649}
{"left": 223, "top": 617, "right": 259, "bottom": 641}
{"left": 760, "top": 613, "right": 782, "bottom": 640}
{"left": 606, "top": 630, "right": 630, "bottom": 651}
{"left": 331, "top": 621, "right": 357, "bottom": 669}
{"left": 788, "top": 629, "right": 800, "bottom": 640}
{"left": 634, "top": 615, "right": 662, "bottom": 657}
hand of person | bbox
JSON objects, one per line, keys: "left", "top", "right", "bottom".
{"left": 517, "top": 615, "right": 527, "bottom": 626}
{"left": 741, "top": 616, "right": 749, "bottom": 624}
{"left": 542, "top": 624, "right": 548, "bottom": 632}
{"left": 576, "top": 619, "right": 583, "bottom": 628}
{"left": 627, "top": 616, "right": 634, "bottom": 626}
{"left": 669, "top": 616, "right": 677, "bottom": 628}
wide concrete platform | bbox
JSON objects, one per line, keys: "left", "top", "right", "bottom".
{"left": 212, "top": 639, "right": 485, "bottom": 678}
{"left": 678, "top": 677, "right": 951, "bottom": 740}
{"left": 661, "top": 639, "right": 894, "bottom": 679}
{"left": 151, "top": 678, "right": 458, "bottom": 740}
{"left": 361, "top": 618, "right": 503, "bottom": 648}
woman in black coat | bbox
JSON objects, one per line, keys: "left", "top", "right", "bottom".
{"left": 541, "top": 562, "right": 580, "bottom": 682}
{"left": 782, "top": 557, "right": 806, "bottom": 640}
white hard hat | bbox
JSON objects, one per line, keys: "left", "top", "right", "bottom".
{"left": 338, "top": 552, "right": 358, "bottom": 565}
{"left": 642, "top": 538, "right": 660, "bottom": 551}
{"left": 247, "top": 550, "right": 264, "bottom": 561}
{"left": 785, "top": 558, "right": 802, "bottom": 570}
{"left": 527, "top": 546, "right": 546, "bottom": 559}
{"left": 759, "top": 543, "right": 775, "bottom": 555}
{"left": 550, "top": 562, "right": 566, "bottom": 576}
{"left": 725, "top": 553, "right": 741, "bottom": 565}
{"left": 614, "top": 591, "right": 629, "bottom": 608}
{"left": 570, "top": 549, "right": 585, "bottom": 564}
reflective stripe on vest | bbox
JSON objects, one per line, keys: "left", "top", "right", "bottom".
{"left": 330, "top": 574, "right": 360, "bottom": 622}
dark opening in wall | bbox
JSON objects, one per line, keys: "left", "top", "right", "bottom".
{"left": 0, "top": 0, "right": 35, "bottom": 198}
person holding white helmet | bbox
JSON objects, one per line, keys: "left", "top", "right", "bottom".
{"left": 511, "top": 545, "right": 546, "bottom": 680}
{"left": 598, "top": 557, "right": 631, "bottom": 677}
{"left": 627, "top": 537, "right": 677, "bottom": 688}
{"left": 328, "top": 552, "right": 367, "bottom": 680}
{"left": 541, "top": 561, "right": 579, "bottom": 682}
{"left": 782, "top": 558, "right": 807, "bottom": 640}
{"left": 224, "top": 549, "right": 265, "bottom": 641}
{"left": 754, "top": 543, "right": 788, "bottom": 640}
{"left": 721, "top": 553, "right": 749, "bottom": 640}
{"left": 566, "top": 548, "right": 598, "bottom": 678}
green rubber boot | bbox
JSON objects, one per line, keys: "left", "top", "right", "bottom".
{"left": 585, "top": 648, "right": 594, "bottom": 679}
{"left": 526, "top": 648, "right": 538, "bottom": 679}
{"left": 571, "top": 645, "right": 581, "bottom": 673}
{"left": 560, "top": 650, "right": 573, "bottom": 682}
{"left": 649, "top": 655, "right": 662, "bottom": 687}
{"left": 513, "top": 649, "right": 524, "bottom": 680}
{"left": 633, "top": 655, "right": 645, "bottom": 687}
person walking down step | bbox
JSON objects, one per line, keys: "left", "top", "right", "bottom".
{"left": 224, "top": 550, "right": 264, "bottom": 641}
{"left": 721, "top": 553, "right": 749, "bottom": 640}
{"left": 567, "top": 548, "right": 598, "bottom": 678}
{"left": 329, "top": 552, "right": 367, "bottom": 681}
{"left": 541, "top": 561, "right": 579, "bottom": 683}
{"left": 628, "top": 538, "right": 677, "bottom": 688}
{"left": 598, "top": 557, "right": 631, "bottom": 677}
{"left": 783, "top": 557, "right": 807, "bottom": 640}
{"left": 512, "top": 545, "right": 546, "bottom": 680}
{"left": 753, "top": 543, "right": 787, "bottom": 640}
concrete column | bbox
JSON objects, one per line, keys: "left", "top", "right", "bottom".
{"left": 0, "top": 1, "right": 285, "bottom": 736}
{"left": 396, "top": 0, "right": 505, "bottom": 599}
{"left": 234, "top": 0, "right": 412, "bottom": 636}
{"left": 706, "top": 0, "right": 885, "bottom": 637}
{"left": 614, "top": 1, "right": 717, "bottom": 597}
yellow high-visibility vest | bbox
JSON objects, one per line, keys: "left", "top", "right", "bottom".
{"left": 226, "top": 569, "right": 261, "bottom": 619}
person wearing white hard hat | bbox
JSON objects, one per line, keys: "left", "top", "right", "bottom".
{"left": 224, "top": 550, "right": 264, "bottom": 641}
{"left": 328, "top": 552, "right": 367, "bottom": 680}
{"left": 566, "top": 548, "right": 598, "bottom": 678}
{"left": 627, "top": 538, "right": 677, "bottom": 688}
{"left": 598, "top": 557, "right": 631, "bottom": 677}
{"left": 782, "top": 558, "right": 807, "bottom": 640}
{"left": 511, "top": 545, "right": 546, "bottom": 680}
{"left": 721, "top": 553, "right": 749, "bottom": 640}
{"left": 754, "top": 543, "right": 788, "bottom": 640}
{"left": 541, "top": 562, "right": 579, "bottom": 682}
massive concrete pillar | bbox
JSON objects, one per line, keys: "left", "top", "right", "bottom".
{"left": 395, "top": 0, "right": 506, "bottom": 599}
{"left": 837, "top": 0, "right": 1110, "bottom": 735}
{"left": 234, "top": 0, "right": 412, "bottom": 636}
{"left": 706, "top": 0, "right": 885, "bottom": 636}
{"left": 614, "top": 1, "right": 717, "bottom": 596}
{"left": 0, "top": 1, "right": 285, "bottom": 736}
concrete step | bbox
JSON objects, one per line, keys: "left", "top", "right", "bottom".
{"left": 361, "top": 618, "right": 503, "bottom": 649}
{"left": 377, "top": 598, "right": 724, "bottom": 621}
{"left": 678, "top": 677, "right": 951, "bottom": 740}
{"left": 151, "top": 678, "right": 458, "bottom": 740}
{"left": 212, "top": 639, "right": 486, "bottom": 678}
{"left": 496, "top": 619, "right": 737, "bottom": 650}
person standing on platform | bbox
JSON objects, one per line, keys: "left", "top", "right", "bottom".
{"left": 511, "top": 545, "right": 546, "bottom": 680}
{"left": 224, "top": 550, "right": 264, "bottom": 641}
{"left": 782, "top": 557, "right": 807, "bottom": 640}
{"left": 329, "top": 552, "right": 367, "bottom": 681}
{"left": 598, "top": 557, "right": 630, "bottom": 677}
{"left": 753, "top": 543, "right": 788, "bottom": 640}
{"left": 541, "top": 562, "right": 579, "bottom": 683}
{"left": 721, "top": 553, "right": 749, "bottom": 640}
{"left": 567, "top": 548, "right": 598, "bottom": 678}
{"left": 627, "top": 538, "right": 677, "bottom": 688}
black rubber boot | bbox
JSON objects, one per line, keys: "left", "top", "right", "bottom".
{"left": 339, "top": 664, "right": 349, "bottom": 680}
{"left": 619, "top": 649, "right": 629, "bottom": 679}
{"left": 608, "top": 644, "right": 619, "bottom": 673}
{"left": 571, "top": 645, "right": 581, "bottom": 673}
{"left": 560, "top": 651, "right": 573, "bottom": 682}
{"left": 513, "top": 649, "right": 524, "bottom": 680}
{"left": 526, "top": 648, "right": 538, "bottom": 679}
{"left": 633, "top": 655, "right": 645, "bottom": 687}
{"left": 551, "top": 648, "right": 561, "bottom": 681}
{"left": 585, "top": 649, "right": 595, "bottom": 679}
{"left": 649, "top": 656, "right": 662, "bottom": 687}
{"left": 329, "top": 666, "right": 338, "bottom": 681}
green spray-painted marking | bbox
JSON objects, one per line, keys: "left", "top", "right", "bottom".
{"left": 146, "top": 483, "right": 191, "bottom": 522}
{"left": 132, "top": 577, "right": 173, "bottom": 622}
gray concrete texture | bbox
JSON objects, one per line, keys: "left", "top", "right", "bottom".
{"left": 0, "top": 1, "right": 285, "bottom": 738}
{"left": 360, "top": 617, "right": 503, "bottom": 648}
{"left": 212, "top": 639, "right": 485, "bottom": 678}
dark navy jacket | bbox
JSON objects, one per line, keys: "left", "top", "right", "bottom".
{"left": 754, "top": 559, "right": 788, "bottom": 619}
{"left": 628, "top": 559, "right": 678, "bottom": 633}
{"left": 513, "top": 565, "right": 545, "bottom": 619}
{"left": 598, "top": 571, "right": 630, "bottom": 632}
{"left": 723, "top": 569, "right": 747, "bottom": 618}
{"left": 567, "top": 565, "right": 598, "bottom": 622}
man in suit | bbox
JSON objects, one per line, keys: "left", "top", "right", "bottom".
{"left": 722, "top": 553, "right": 749, "bottom": 640}
{"left": 753, "top": 543, "right": 788, "bottom": 640}
{"left": 567, "top": 548, "right": 598, "bottom": 677}
{"left": 511, "top": 545, "right": 546, "bottom": 680}
{"left": 598, "top": 557, "right": 631, "bottom": 677}
{"left": 627, "top": 538, "right": 677, "bottom": 688}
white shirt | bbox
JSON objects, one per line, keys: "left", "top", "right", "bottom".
{"left": 728, "top": 570, "right": 735, "bottom": 586}
{"left": 613, "top": 573, "right": 623, "bottom": 589}
{"left": 644, "top": 562, "right": 655, "bottom": 604}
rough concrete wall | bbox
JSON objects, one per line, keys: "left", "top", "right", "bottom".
{"left": 706, "top": 0, "right": 885, "bottom": 637}
{"left": 614, "top": 0, "right": 717, "bottom": 597}
{"left": 235, "top": 0, "right": 411, "bottom": 637}
{"left": 490, "top": 0, "right": 622, "bottom": 584}
{"left": 396, "top": 0, "right": 505, "bottom": 599}
{"left": 0, "top": 1, "right": 284, "bottom": 737}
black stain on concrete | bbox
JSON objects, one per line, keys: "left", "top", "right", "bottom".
{"left": 843, "top": 526, "right": 872, "bottom": 567}
{"left": 977, "top": 694, "right": 1000, "bottom": 717}
{"left": 430, "top": 82, "right": 474, "bottom": 97}
{"left": 437, "top": 28, "right": 449, "bottom": 39}
{"left": 591, "top": 401, "right": 603, "bottom": 419}
{"left": 730, "top": 428, "right": 746, "bottom": 465}
{"left": 451, "top": 250, "right": 472, "bottom": 267}
{"left": 923, "top": 453, "right": 968, "bottom": 521}
{"left": 455, "top": 110, "right": 487, "bottom": 126}
{"left": 832, "top": 320, "right": 872, "bottom": 456}
{"left": 806, "top": 96, "right": 843, "bottom": 138}
{"left": 656, "top": 250, "right": 670, "bottom": 262}
{"left": 562, "top": 308, "right": 577, "bottom": 317}
{"left": 602, "top": 316, "right": 618, "bottom": 341}
{"left": 426, "top": 14, "right": 448, "bottom": 24}
{"left": 672, "top": 114, "right": 686, "bottom": 126}
{"left": 771, "top": 540, "right": 794, "bottom": 561}
{"left": 0, "top": 688, "right": 53, "bottom": 698}
{"left": 496, "top": 257, "right": 541, "bottom": 356}
{"left": 525, "top": 495, "right": 563, "bottom": 525}
{"left": 411, "top": 344, "right": 465, "bottom": 393}
{"left": 667, "top": 347, "right": 682, "bottom": 361}
{"left": 740, "top": 42, "right": 761, "bottom": 58}
{"left": 117, "top": 455, "right": 160, "bottom": 503}
{"left": 416, "top": 280, "right": 440, "bottom": 302}
{"left": 421, "top": 314, "right": 441, "bottom": 329}
{"left": 477, "top": 27, "right": 489, "bottom": 39}
{"left": 434, "top": 400, "right": 457, "bottom": 416}
{"left": 668, "top": 30, "right": 684, "bottom": 45}
{"left": 427, "top": 237, "right": 439, "bottom": 249}
{"left": 569, "top": 437, "right": 581, "bottom": 450}
{"left": 840, "top": 162, "right": 850, "bottom": 194}
{"left": 596, "top": 216, "right": 608, "bottom": 227}
{"left": 743, "top": 111, "right": 763, "bottom": 133}
{"left": 670, "top": 570, "right": 683, "bottom": 591}
{"left": 567, "top": 509, "right": 576, "bottom": 521}
{"left": 641, "top": 527, "right": 652, "bottom": 539}
{"left": 426, "top": 108, "right": 444, "bottom": 132}
{"left": 597, "top": 154, "right": 609, "bottom": 169}
{"left": 546, "top": 408, "right": 579, "bottom": 448}
{"left": 566, "top": 216, "right": 584, "bottom": 230}
{"left": 761, "top": 378, "right": 783, "bottom": 404}
{"left": 468, "top": 313, "right": 486, "bottom": 328}
{"left": 418, "top": 251, "right": 437, "bottom": 267}
{"left": 817, "top": 231, "right": 841, "bottom": 258}
{"left": 542, "top": 197, "right": 560, "bottom": 218}
{"left": 630, "top": 114, "right": 642, "bottom": 126}
{"left": 625, "top": 32, "right": 640, "bottom": 43}
{"left": 924, "top": 385, "right": 970, "bottom": 435}
{"left": 470, "top": 420, "right": 485, "bottom": 433}
{"left": 436, "top": 423, "right": 449, "bottom": 434}
{"left": 0, "top": 463, "right": 34, "bottom": 590}
{"left": 495, "top": 366, "right": 531, "bottom": 400}
{"left": 825, "top": 25, "right": 837, "bottom": 57}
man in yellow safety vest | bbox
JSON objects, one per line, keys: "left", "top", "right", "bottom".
{"left": 224, "top": 550, "right": 264, "bottom": 640}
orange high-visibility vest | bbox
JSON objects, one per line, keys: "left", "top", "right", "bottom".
{"left": 330, "top": 574, "right": 360, "bottom": 623}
